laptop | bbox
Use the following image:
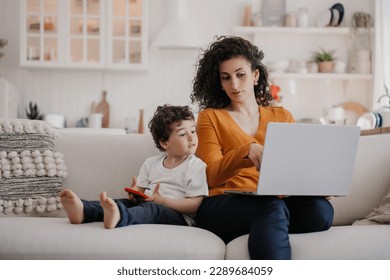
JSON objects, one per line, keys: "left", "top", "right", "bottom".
{"left": 225, "top": 122, "right": 361, "bottom": 196}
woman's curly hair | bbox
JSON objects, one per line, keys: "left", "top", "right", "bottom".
{"left": 190, "top": 36, "right": 272, "bottom": 110}
{"left": 148, "top": 104, "right": 195, "bottom": 151}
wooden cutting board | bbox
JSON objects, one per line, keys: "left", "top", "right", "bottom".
{"left": 92, "top": 90, "right": 110, "bottom": 128}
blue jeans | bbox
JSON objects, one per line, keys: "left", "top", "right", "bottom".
{"left": 195, "top": 194, "right": 334, "bottom": 260}
{"left": 82, "top": 199, "right": 187, "bottom": 227}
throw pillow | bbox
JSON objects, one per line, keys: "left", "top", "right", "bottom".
{"left": 0, "top": 118, "right": 67, "bottom": 217}
{"left": 353, "top": 184, "right": 390, "bottom": 225}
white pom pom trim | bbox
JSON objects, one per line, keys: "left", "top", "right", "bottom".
{"left": 0, "top": 196, "right": 62, "bottom": 215}
{"left": 0, "top": 150, "right": 67, "bottom": 178}
{"left": 0, "top": 119, "right": 58, "bottom": 138}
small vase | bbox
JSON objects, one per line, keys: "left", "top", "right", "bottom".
{"left": 318, "top": 61, "right": 334, "bottom": 73}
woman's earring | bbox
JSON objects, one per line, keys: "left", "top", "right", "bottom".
{"left": 254, "top": 80, "right": 258, "bottom": 86}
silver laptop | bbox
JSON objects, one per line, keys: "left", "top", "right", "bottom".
{"left": 225, "top": 122, "right": 361, "bottom": 196}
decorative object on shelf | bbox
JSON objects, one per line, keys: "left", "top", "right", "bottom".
{"left": 357, "top": 110, "right": 390, "bottom": 131}
{"left": 242, "top": 3, "right": 252, "bottom": 26}
{"left": 261, "top": 0, "right": 285, "bottom": 27}
{"left": 251, "top": 12, "right": 263, "bottom": 27}
{"left": 26, "top": 101, "right": 43, "bottom": 120}
{"left": 322, "top": 106, "right": 346, "bottom": 125}
{"left": 307, "top": 62, "right": 319, "bottom": 73}
{"left": 43, "top": 113, "right": 66, "bottom": 129}
{"left": 315, "top": 2, "right": 344, "bottom": 27}
{"left": 348, "top": 11, "right": 372, "bottom": 73}
{"left": 340, "top": 101, "right": 368, "bottom": 125}
{"left": 356, "top": 85, "right": 390, "bottom": 130}
{"left": 88, "top": 113, "right": 103, "bottom": 128}
{"left": 297, "top": 7, "right": 309, "bottom": 27}
{"left": 284, "top": 12, "right": 297, "bottom": 27}
{"left": 311, "top": 48, "right": 336, "bottom": 73}
{"left": 91, "top": 90, "right": 110, "bottom": 128}
{"left": 75, "top": 118, "right": 88, "bottom": 128}
{"left": 0, "top": 38, "right": 7, "bottom": 60}
{"left": 267, "top": 59, "right": 289, "bottom": 73}
{"left": 356, "top": 49, "right": 371, "bottom": 73}
{"left": 138, "top": 109, "right": 144, "bottom": 134}
{"left": 333, "top": 60, "right": 347, "bottom": 73}
{"left": 321, "top": 101, "right": 368, "bottom": 126}
{"left": 352, "top": 12, "right": 371, "bottom": 28}
{"left": 375, "top": 107, "right": 390, "bottom": 128}
{"left": 378, "top": 85, "right": 390, "bottom": 107}
{"left": 329, "top": 3, "right": 344, "bottom": 26}
{"left": 288, "top": 59, "right": 299, "bottom": 73}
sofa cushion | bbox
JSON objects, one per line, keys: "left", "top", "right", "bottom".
{"left": 0, "top": 217, "right": 226, "bottom": 259}
{"left": 225, "top": 225, "right": 390, "bottom": 259}
{"left": 353, "top": 184, "right": 390, "bottom": 225}
{"left": 0, "top": 119, "right": 67, "bottom": 217}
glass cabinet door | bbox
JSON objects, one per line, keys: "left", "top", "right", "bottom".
{"left": 108, "top": 0, "right": 148, "bottom": 69}
{"left": 67, "top": 0, "right": 105, "bottom": 66}
{"left": 23, "top": 0, "right": 59, "bottom": 65}
{"left": 21, "top": 0, "right": 147, "bottom": 69}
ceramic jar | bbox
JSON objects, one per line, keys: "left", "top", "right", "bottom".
{"left": 285, "top": 12, "right": 297, "bottom": 27}
{"left": 298, "top": 7, "right": 309, "bottom": 27}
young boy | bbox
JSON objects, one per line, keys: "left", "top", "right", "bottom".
{"left": 60, "top": 104, "right": 208, "bottom": 229}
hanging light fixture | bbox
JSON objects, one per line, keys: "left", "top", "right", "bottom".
{"left": 151, "top": 0, "right": 201, "bottom": 49}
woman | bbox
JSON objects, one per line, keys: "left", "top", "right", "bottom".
{"left": 190, "top": 36, "right": 334, "bottom": 260}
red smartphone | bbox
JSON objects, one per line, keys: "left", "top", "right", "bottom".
{"left": 124, "top": 187, "right": 149, "bottom": 200}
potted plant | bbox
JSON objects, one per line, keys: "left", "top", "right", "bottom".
{"left": 311, "top": 48, "right": 336, "bottom": 73}
{"left": 26, "top": 101, "right": 43, "bottom": 120}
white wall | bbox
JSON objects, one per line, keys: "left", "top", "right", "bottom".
{"left": 0, "top": 0, "right": 374, "bottom": 129}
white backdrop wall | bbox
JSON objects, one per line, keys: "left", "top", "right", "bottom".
{"left": 0, "top": 0, "right": 373, "bottom": 129}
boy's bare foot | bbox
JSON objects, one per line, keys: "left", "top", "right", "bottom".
{"left": 59, "top": 189, "right": 84, "bottom": 224}
{"left": 100, "top": 192, "right": 120, "bottom": 229}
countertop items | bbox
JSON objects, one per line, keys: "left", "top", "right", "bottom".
{"left": 91, "top": 90, "right": 110, "bottom": 128}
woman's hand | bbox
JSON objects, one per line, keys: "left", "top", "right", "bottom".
{"left": 248, "top": 143, "right": 264, "bottom": 171}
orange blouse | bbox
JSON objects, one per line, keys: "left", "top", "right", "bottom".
{"left": 196, "top": 106, "right": 295, "bottom": 196}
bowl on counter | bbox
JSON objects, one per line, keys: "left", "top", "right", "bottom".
{"left": 43, "top": 113, "right": 66, "bottom": 129}
{"left": 267, "top": 60, "right": 290, "bottom": 73}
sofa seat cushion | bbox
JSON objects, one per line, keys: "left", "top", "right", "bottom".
{"left": 226, "top": 225, "right": 390, "bottom": 260}
{"left": 0, "top": 217, "right": 225, "bottom": 260}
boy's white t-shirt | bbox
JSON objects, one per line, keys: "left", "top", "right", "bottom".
{"left": 136, "top": 154, "right": 208, "bottom": 225}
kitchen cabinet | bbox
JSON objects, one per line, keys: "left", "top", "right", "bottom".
{"left": 106, "top": 0, "right": 147, "bottom": 69}
{"left": 233, "top": 26, "right": 374, "bottom": 121}
{"left": 20, "top": 0, "right": 148, "bottom": 70}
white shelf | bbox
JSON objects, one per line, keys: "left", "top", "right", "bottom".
{"left": 232, "top": 22, "right": 375, "bottom": 120}
{"left": 233, "top": 26, "right": 373, "bottom": 35}
{"left": 270, "top": 72, "right": 373, "bottom": 80}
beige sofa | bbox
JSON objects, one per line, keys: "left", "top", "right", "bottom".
{"left": 1, "top": 129, "right": 390, "bottom": 259}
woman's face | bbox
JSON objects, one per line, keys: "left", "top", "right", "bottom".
{"left": 219, "top": 56, "right": 259, "bottom": 104}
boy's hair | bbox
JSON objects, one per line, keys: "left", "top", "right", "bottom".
{"left": 148, "top": 104, "right": 195, "bottom": 152}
